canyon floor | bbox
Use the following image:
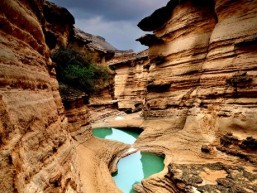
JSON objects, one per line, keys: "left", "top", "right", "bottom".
{"left": 75, "top": 111, "right": 257, "bottom": 193}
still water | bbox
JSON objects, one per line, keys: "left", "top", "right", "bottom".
{"left": 93, "top": 127, "right": 140, "bottom": 144}
{"left": 93, "top": 127, "right": 164, "bottom": 193}
{"left": 113, "top": 151, "right": 164, "bottom": 193}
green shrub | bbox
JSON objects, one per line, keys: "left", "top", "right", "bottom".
{"left": 52, "top": 47, "right": 112, "bottom": 94}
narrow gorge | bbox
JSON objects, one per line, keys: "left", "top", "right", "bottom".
{"left": 1, "top": 0, "right": 257, "bottom": 193}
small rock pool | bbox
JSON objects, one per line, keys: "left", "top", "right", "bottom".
{"left": 93, "top": 127, "right": 140, "bottom": 144}
{"left": 93, "top": 127, "right": 164, "bottom": 193}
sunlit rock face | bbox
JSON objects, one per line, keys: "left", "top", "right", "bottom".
{"left": 109, "top": 50, "right": 149, "bottom": 113}
{"left": 138, "top": 0, "right": 257, "bottom": 136}
{"left": 132, "top": 1, "right": 257, "bottom": 191}
{"left": 0, "top": 0, "right": 82, "bottom": 192}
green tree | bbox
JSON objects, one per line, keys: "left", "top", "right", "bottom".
{"left": 52, "top": 47, "right": 112, "bottom": 94}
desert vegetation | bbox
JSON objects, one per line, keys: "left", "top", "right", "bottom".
{"left": 52, "top": 47, "right": 113, "bottom": 94}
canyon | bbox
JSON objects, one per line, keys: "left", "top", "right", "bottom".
{"left": 1, "top": 0, "right": 257, "bottom": 193}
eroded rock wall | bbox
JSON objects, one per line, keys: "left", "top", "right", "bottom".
{"left": 0, "top": 0, "right": 82, "bottom": 192}
{"left": 109, "top": 51, "right": 149, "bottom": 112}
{"left": 138, "top": 0, "right": 257, "bottom": 135}
{"left": 124, "top": 1, "right": 257, "bottom": 191}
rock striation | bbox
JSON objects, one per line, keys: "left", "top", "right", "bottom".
{"left": 130, "top": 0, "right": 257, "bottom": 192}
{"left": 137, "top": 0, "right": 257, "bottom": 130}
{"left": 109, "top": 50, "right": 149, "bottom": 113}
{"left": 1, "top": 0, "right": 257, "bottom": 192}
{"left": 0, "top": 0, "right": 82, "bottom": 192}
{"left": 59, "top": 84, "right": 92, "bottom": 142}
{"left": 93, "top": 0, "right": 257, "bottom": 192}
{"left": 0, "top": 1, "right": 136, "bottom": 193}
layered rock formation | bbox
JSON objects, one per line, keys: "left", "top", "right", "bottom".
{"left": 0, "top": 1, "right": 139, "bottom": 193}
{"left": 59, "top": 84, "right": 91, "bottom": 142}
{"left": 0, "top": 0, "right": 82, "bottom": 192}
{"left": 1, "top": 0, "right": 257, "bottom": 193}
{"left": 138, "top": 0, "right": 257, "bottom": 125}
{"left": 93, "top": 0, "right": 257, "bottom": 192}
{"left": 83, "top": 1, "right": 257, "bottom": 192}
{"left": 109, "top": 50, "right": 149, "bottom": 113}
{"left": 128, "top": 0, "right": 257, "bottom": 192}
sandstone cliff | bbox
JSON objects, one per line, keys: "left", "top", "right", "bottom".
{"left": 94, "top": 0, "right": 257, "bottom": 192}
{"left": 1, "top": 0, "right": 257, "bottom": 193}
{"left": 0, "top": 0, "right": 82, "bottom": 192}
{"left": 109, "top": 50, "right": 149, "bottom": 113}
{"left": 134, "top": 0, "right": 257, "bottom": 191}
{"left": 0, "top": 1, "right": 136, "bottom": 193}
{"left": 138, "top": 0, "right": 257, "bottom": 122}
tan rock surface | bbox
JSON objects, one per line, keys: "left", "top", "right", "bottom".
{"left": 71, "top": 0, "right": 257, "bottom": 191}
{"left": 0, "top": 0, "right": 82, "bottom": 192}
{"left": 75, "top": 138, "right": 129, "bottom": 193}
{"left": 137, "top": 0, "right": 257, "bottom": 130}
{"left": 1, "top": 0, "right": 257, "bottom": 193}
{"left": 0, "top": 2, "right": 136, "bottom": 193}
{"left": 89, "top": 0, "right": 257, "bottom": 192}
{"left": 109, "top": 50, "right": 149, "bottom": 112}
{"left": 93, "top": 110, "right": 257, "bottom": 192}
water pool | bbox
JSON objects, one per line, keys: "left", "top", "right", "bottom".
{"left": 93, "top": 127, "right": 164, "bottom": 193}
{"left": 113, "top": 151, "right": 164, "bottom": 193}
{"left": 93, "top": 127, "right": 140, "bottom": 144}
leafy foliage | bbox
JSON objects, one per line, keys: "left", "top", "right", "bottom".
{"left": 52, "top": 47, "right": 112, "bottom": 94}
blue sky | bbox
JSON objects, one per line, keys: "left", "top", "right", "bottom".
{"left": 49, "top": 0, "right": 169, "bottom": 52}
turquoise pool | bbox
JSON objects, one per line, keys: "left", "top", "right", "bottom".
{"left": 93, "top": 127, "right": 164, "bottom": 193}
{"left": 93, "top": 127, "right": 140, "bottom": 144}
